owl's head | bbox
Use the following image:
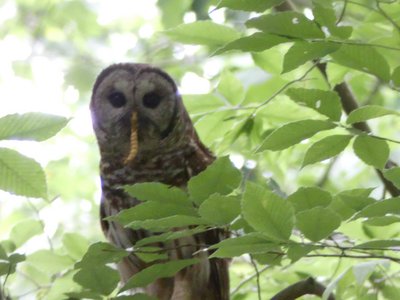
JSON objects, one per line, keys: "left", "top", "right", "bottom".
{"left": 90, "top": 63, "right": 190, "bottom": 164}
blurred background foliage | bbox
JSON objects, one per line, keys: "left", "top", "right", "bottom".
{"left": 1, "top": 0, "right": 400, "bottom": 299}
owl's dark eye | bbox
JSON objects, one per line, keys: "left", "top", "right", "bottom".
{"left": 108, "top": 91, "right": 126, "bottom": 108}
{"left": 143, "top": 92, "right": 162, "bottom": 109}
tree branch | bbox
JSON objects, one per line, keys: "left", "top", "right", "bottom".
{"left": 271, "top": 277, "right": 335, "bottom": 300}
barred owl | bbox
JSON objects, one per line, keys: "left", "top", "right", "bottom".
{"left": 90, "top": 63, "right": 229, "bottom": 300}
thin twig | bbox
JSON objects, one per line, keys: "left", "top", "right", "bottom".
{"left": 250, "top": 256, "right": 262, "bottom": 300}
{"left": 337, "top": 0, "right": 348, "bottom": 24}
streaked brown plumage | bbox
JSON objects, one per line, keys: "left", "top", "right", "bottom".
{"left": 90, "top": 63, "right": 229, "bottom": 299}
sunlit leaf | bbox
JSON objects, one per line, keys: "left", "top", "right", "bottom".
{"left": 313, "top": 2, "right": 352, "bottom": 39}
{"left": 0, "top": 113, "right": 68, "bottom": 141}
{"left": 392, "top": 66, "right": 400, "bottom": 88}
{"left": 217, "top": 0, "right": 285, "bottom": 12}
{"left": 363, "top": 216, "right": 400, "bottom": 226}
{"left": 354, "top": 239, "right": 400, "bottom": 249}
{"left": 286, "top": 88, "right": 342, "bottom": 121}
{"left": 346, "top": 105, "right": 399, "bottom": 124}
{"left": 63, "top": 233, "right": 90, "bottom": 260}
{"left": 217, "top": 70, "right": 245, "bottom": 105}
{"left": 296, "top": 207, "right": 341, "bottom": 241}
{"left": 283, "top": 41, "right": 340, "bottom": 73}
{"left": 188, "top": 156, "right": 242, "bottom": 204}
{"left": 165, "top": 21, "right": 240, "bottom": 46}
{"left": 198, "top": 194, "right": 240, "bottom": 225}
{"left": 257, "top": 120, "right": 335, "bottom": 152}
{"left": 0, "top": 148, "right": 47, "bottom": 198}
{"left": 353, "top": 135, "right": 389, "bottom": 169}
{"left": 246, "top": 12, "right": 325, "bottom": 39}
{"left": 27, "top": 250, "right": 73, "bottom": 273}
{"left": 302, "top": 135, "right": 353, "bottom": 167}
{"left": 330, "top": 44, "right": 391, "bottom": 82}
{"left": 288, "top": 187, "right": 332, "bottom": 213}
{"left": 287, "top": 244, "right": 320, "bottom": 262}
{"left": 242, "top": 182, "right": 294, "bottom": 241}
{"left": 353, "top": 198, "right": 400, "bottom": 219}
{"left": 121, "top": 259, "right": 199, "bottom": 292}
{"left": 10, "top": 220, "right": 43, "bottom": 248}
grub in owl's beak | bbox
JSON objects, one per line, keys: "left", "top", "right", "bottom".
{"left": 123, "top": 112, "right": 139, "bottom": 165}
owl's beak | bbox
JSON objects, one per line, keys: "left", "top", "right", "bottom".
{"left": 123, "top": 112, "right": 139, "bottom": 165}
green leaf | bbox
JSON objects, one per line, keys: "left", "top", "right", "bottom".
{"left": 76, "top": 242, "right": 129, "bottom": 268}
{"left": 217, "top": 70, "right": 245, "bottom": 105}
{"left": 287, "top": 244, "right": 320, "bottom": 262}
{"left": 113, "top": 201, "right": 198, "bottom": 226}
{"left": 198, "top": 194, "right": 240, "bottom": 225}
{"left": 213, "top": 32, "right": 289, "bottom": 55}
{"left": 0, "top": 113, "right": 68, "bottom": 141}
{"left": 257, "top": 120, "right": 335, "bottom": 152}
{"left": 242, "top": 182, "right": 294, "bottom": 241}
{"left": 125, "top": 182, "right": 189, "bottom": 205}
{"left": 336, "top": 189, "right": 375, "bottom": 212}
{"left": 330, "top": 44, "right": 391, "bottom": 82}
{"left": 286, "top": 88, "right": 342, "bottom": 121}
{"left": 354, "top": 239, "right": 400, "bottom": 249}
{"left": 353, "top": 198, "right": 400, "bottom": 220}
{"left": 302, "top": 135, "right": 353, "bottom": 167}
{"left": 121, "top": 259, "right": 199, "bottom": 292}
{"left": 287, "top": 187, "right": 332, "bottom": 213}
{"left": 74, "top": 265, "right": 120, "bottom": 295}
{"left": 353, "top": 135, "right": 389, "bottom": 169}
{"left": 392, "top": 66, "right": 400, "bottom": 88}
{"left": 209, "top": 234, "right": 275, "bottom": 258}
{"left": 217, "top": 0, "right": 285, "bottom": 12}
{"left": 363, "top": 216, "right": 400, "bottom": 226}
{"left": 135, "top": 227, "right": 206, "bottom": 247}
{"left": 135, "top": 247, "right": 168, "bottom": 263}
{"left": 283, "top": 41, "right": 340, "bottom": 73}
{"left": 10, "top": 220, "right": 43, "bottom": 248}
{"left": 0, "top": 148, "right": 47, "bottom": 198}
{"left": 27, "top": 250, "right": 73, "bottom": 273}
{"left": 62, "top": 233, "right": 90, "bottom": 260}
{"left": 246, "top": 12, "right": 325, "bottom": 39}
{"left": 346, "top": 105, "right": 399, "bottom": 124}
{"left": 383, "top": 167, "right": 400, "bottom": 189}
{"left": 165, "top": 21, "right": 240, "bottom": 46}
{"left": 296, "top": 207, "right": 341, "bottom": 241}
{"left": 188, "top": 156, "right": 242, "bottom": 205}
{"left": 113, "top": 295, "right": 157, "bottom": 300}
{"left": 126, "top": 215, "right": 208, "bottom": 231}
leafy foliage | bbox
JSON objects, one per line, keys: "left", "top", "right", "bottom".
{"left": 1, "top": 0, "right": 400, "bottom": 299}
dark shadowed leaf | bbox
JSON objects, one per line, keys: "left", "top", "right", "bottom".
{"left": 0, "top": 148, "right": 47, "bottom": 199}
{"left": 257, "top": 120, "right": 335, "bottom": 152}
{"left": 125, "top": 182, "right": 189, "bottom": 205}
{"left": 0, "top": 113, "right": 68, "bottom": 141}
{"left": 383, "top": 167, "right": 400, "bottom": 189}
{"left": 74, "top": 265, "right": 120, "bottom": 295}
{"left": 242, "top": 182, "right": 294, "bottom": 240}
{"left": 121, "top": 259, "right": 199, "bottom": 291}
{"left": 75, "top": 242, "right": 129, "bottom": 268}
{"left": 353, "top": 135, "right": 389, "bottom": 169}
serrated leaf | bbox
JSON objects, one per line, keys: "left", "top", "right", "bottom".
{"left": 62, "top": 233, "right": 90, "bottom": 260}
{"left": 217, "top": 0, "right": 285, "bottom": 12}
{"left": 0, "top": 113, "right": 68, "bottom": 141}
{"left": 283, "top": 41, "right": 340, "bottom": 73}
{"left": 352, "top": 197, "right": 400, "bottom": 220}
{"left": 330, "top": 44, "right": 391, "bottom": 82}
{"left": 188, "top": 156, "right": 242, "bottom": 204}
{"left": 302, "top": 135, "right": 352, "bottom": 167}
{"left": 198, "top": 194, "right": 240, "bottom": 225}
{"left": 354, "top": 239, "right": 400, "bottom": 249}
{"left": 392, "top": 66, "right": 400, "bottom": 88}
{"left": 165, "top": 21, "right": 240, "bottom": 46}
{"left": 353, "top": 135, "right": 389, "bottom": 169}
{"left": 0, "top": 148, "right": 47, "bottom": 198}
{"left": 113, "top": 201, "right": 198, "bottom": 226}
{"left": 213, "top": 32, "right": 289, "bottom": 55}
{"left": 121, "top": 259, "right": 199, "bottom": 292}
{"left": 286, "top": 88, "right": 342, "bottom": 121}
{"left": 75, "top": 242, "right": 129, "bottom": 268}
{"left": 296, "top": 207, "right": 341, "bottom": 242}
{"left": 383, "top": 167, "right": 400, "bottom": 189}
{"left": 246, "top": 12, "right": 324, "bottom": 39}
{"left": 10, "top": 220, "right": 43, "bottom": 248}
{"left": 346, "top": 105, "right": 399, "bottom": 124}
{"left": 242, "top": 182, "right": 294, "bottom": 241}
{"left": 74, "top": 265, "right": 119, "bottom": 295}
{"left": 217, "top": 70, "right": 245, "bottom": 105}
{"left": 125, "top": 182, "right": 189, "bottom": 205}
{"left": 257, "top": 120, "right": 335, "bottom": 152}
{"left": 209, "top": 234, "right": 275, "bottom": 258}
{"left": 288, "top": 187, "right": 332, "bottom": 213}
